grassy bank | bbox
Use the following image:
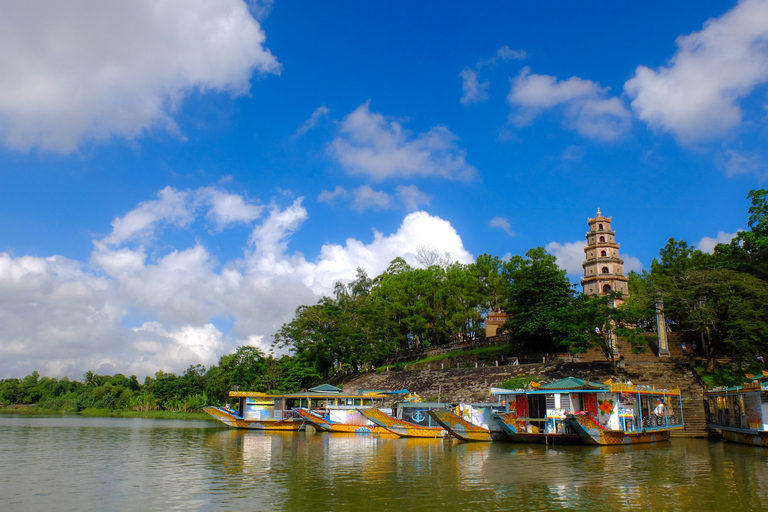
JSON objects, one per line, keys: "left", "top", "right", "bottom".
{"left": 0, "top": 405, "right": 216, "bottom": 421}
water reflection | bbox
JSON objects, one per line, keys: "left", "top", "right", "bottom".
{"left": 3, "top": 416, "right": 768, "bottom": 511}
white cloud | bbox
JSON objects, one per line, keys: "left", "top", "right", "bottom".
{"left": 202, "top": 188, "right": 263, "bottom": 230}
{"left": 624, "top": 0, "right": 768, "bottom": 144}
{"left": 101, "top": 185, "right": 263, "bottom": 246}
{"left": 622, "top": 255, "right": 644, "bottom": 274}
{"left": 489, "top": 217, "right": 515, "bottom": 237}
{"left": 0, "top": 188, "right": 474, "bottom": 379}
{"left": 396, "top": 185, "right": 431, "bottom": 212}
{"left": 295, "top": 105, "right": 330, "bottom": 136}
{"left": 0, "top": 0, "right": 280, "bottom": 153}
{"left": 329, "top": 102, "right": 478, "bottom": 180}
{"left": 545, "top": 240, "right": 586, "bottom": 276}
{"left": 545, "top": 240, "right": 643, "bottom": 284}
{"left": 461, "top": 46, "right": 527, "bottom": 105}
{"left": 317, "top": 186, "right": 348, "bottom": 204}
{"left": 460, "top": 67, "right": 490, "bottom": 105}
{"left": 508, "top": 67, "right": 631, "bottom": 140}
{"left": 717, "top": 149, "right": 767, "bottom": 178}
{"left": 352, "top": 186, "right": 392, "bottom": 212}
{"left": 697, "top": 231, "right": 739, "bottom": 253}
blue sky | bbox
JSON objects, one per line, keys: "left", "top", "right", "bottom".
{"left": 1, "top": 0, "right": 766, "bottom": 379}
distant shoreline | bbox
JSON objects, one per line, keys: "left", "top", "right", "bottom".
{"left": 0, "top": 406, "right": 217, "bottom": 421}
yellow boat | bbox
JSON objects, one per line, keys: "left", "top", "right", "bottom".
{"left": 359, "top": 407, "right": 448, "bottom": 438}
{"left": 204, "top": 384, "right": 387, "bottom": 431}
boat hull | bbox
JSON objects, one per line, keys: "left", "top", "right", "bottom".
{"left": 295, "top": 407, "right": 390, "bottom": 434}
{"left": 496, "top": 412, "right": 582, "bottom": 444}
{"left": 566, "top": 413, "right": 672, "bottom": 445}
{"left": 716, "top": 427, "right": 768, "bottom": 447}
{"left": 203, "top": 406, "right": 303, "bottom": 431}
{"left": 428, "top": 409, "right": 507, "bottom": 442}
{"left": 360, "top": 408, "right": 447, "bottom": 438}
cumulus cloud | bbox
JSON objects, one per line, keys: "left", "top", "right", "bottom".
{"left": 396, "top": 185, "right": 431, "bottom": 212}
{"left": 0, "top": 187, "right": 473, "bottom": 379}
{"left": 508, "top": 67, "right": 632, "bottom": 140}
{"left": 317, "top": 186, "right": 348, "bottom": 204}
{"left": 697, "top": 231, "right": 739, "bottom": 253}
{"left": 489, "top": 217, "right": 515, "bottom": 237}
{"left": 545, "top": 240, "right": 586, "bottom": 276}
{"left": 329, "top": 102, "right": 478, "bottom": 180}
{"left": 100, "top": 186, "right": 263, "bottom": 246}
{"left": 352, "top": 186, "right": 392, "bottom": 212}
{"left": 624, "top": 0, "right": 768, "bottom": 144}
{"left": 0, "top": 0, "right": 280, "bottom": 153}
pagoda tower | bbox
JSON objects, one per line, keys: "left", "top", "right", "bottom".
{"left": 581, "top": 208, "right": 629, "bottom": 299}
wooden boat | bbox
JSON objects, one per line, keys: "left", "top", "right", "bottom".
{"left": 565, "top": 381, "right": 684, "bottom": 445}
{"left": 704, "top": 373, "right": 768, "bottom": 447}
{"left": 203, "top": 384, "right": 387, "bottom": 431}
{"left": 359, "top": 403, "right": 449, "bottom": 438}
{"left": 490, "top": 377, "right": 602, "bottom": 444}
{"left": 294, "top": 406, "right": 391, "bottom": 434}
{"left": 428, "top": 404, "right": 509, "bottom": 441}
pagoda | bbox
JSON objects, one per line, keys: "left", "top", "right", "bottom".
{"left": 581, "top": 208, "right": 629, "bottom": 301}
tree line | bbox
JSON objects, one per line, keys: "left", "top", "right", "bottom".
{"left": 3, "top": 189, "right": 768, "bottom": 411}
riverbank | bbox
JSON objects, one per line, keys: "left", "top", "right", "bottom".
{"left": 0, "top": 405, "right": 215, "bottom": 421}
{"left": 337, "top": 359, "right": 712, "bottom": 437}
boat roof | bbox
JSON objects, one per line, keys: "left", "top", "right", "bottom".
{"left": 534, "top": 377, "right": 607, "bottom": 392}
{"left": 308, "top": 383, "right": 343, "bottom": 393}
{"left": 705, "top": 380, "right": 768, "bottom": 395}
{"left": 490, "top": 376, "right": 680, "bottom": 396}
{"left": 230, "top": 383, "right": 388, "bottom": 399}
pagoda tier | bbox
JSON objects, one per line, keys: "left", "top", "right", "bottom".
{"left": 580, "top": 208, "right": 629, "bottom": 298}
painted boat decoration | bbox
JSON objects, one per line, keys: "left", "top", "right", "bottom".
{"left": 490, "top": 377, "right": 604, "bottom": 444}
{"left": 564, "top": 381, "right": 684, "bottom": 445}
{"left": 360, "top": 406, "right": 448, "bottom": 438}
{"left": 704, "top": 372, "right": 768, "bottom": 447}
{"left": 204, "top": 383, "right": 387, "bottom": 431}
{"left": 294, "top": 406, "right": 392, "bottom": 434}
{"left": 428, "top": 404, "right": 509, "bottom": 441}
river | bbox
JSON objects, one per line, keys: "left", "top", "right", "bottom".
{"left": 2, "top": 415, "right": 767, "bottom": 511}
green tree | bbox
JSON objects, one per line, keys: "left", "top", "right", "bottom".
{"left": 662, "top": 268, "right": 768, "bottom": 372}
{"left": 502, "top": 247, "right": 574, "bottom": 352}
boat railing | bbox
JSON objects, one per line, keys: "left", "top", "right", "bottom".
{"left": 709, "top": 413, "right": 746, "bottom": 429}
{"left": 640, "top": 414, "right": 683, "bottom": 429}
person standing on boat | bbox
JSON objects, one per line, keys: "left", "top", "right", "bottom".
{"left": 654, "top": 401, "right": 665, "bottom": 417}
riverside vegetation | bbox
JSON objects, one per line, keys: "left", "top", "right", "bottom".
{"left": 4, "top": 189, "right": 768, "bottom": 415}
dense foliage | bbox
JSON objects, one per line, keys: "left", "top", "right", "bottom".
{"left": 5, "top": 190, "right": 768, "bottom": 410}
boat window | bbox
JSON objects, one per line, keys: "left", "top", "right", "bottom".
{"left": 354, "top": 398, "right": 362, "bottom": 406}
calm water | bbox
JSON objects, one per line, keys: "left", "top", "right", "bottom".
{"left": 2, "top": 416, "right": 768, "bottom": 511}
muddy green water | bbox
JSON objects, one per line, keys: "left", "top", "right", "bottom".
{"left": 2, "top": 416, "right": 767, "bottom": 511}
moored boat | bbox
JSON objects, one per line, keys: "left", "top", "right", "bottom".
{"left": 704, "top": 372, "right": 768, "bottom": 447}
{"left": 491, "top": 377, "right": 602, "bottom": 444}
{"left": 203, "top": 384, "right": 387, "bottom": 431}
{"left": 428, "top": 403, "right": 509, "bottom": 441}
{"left": 294, "top": 405, "right": 391, "bottom": 434}
{"left": 565, "top": 381, "right": 684, "bottom": 445}
{"left": 360, "top": 402, "right": 449, "bottom": 438}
